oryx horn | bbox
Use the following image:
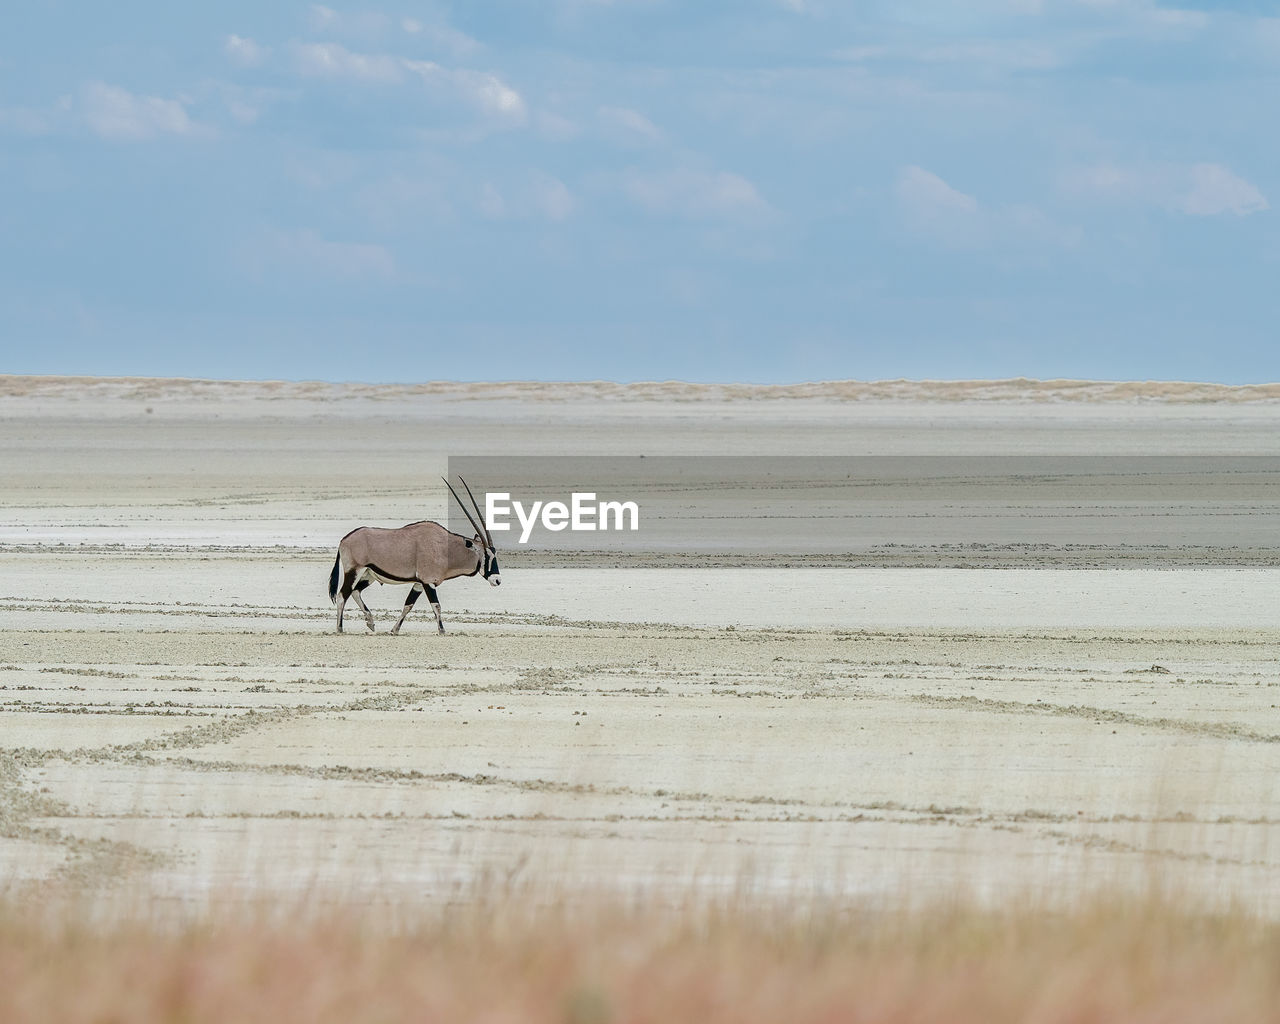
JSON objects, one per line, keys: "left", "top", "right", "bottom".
{"left": 458, "top": 476, "right": 494, "bottom": 548}
{"left": 442, "top": 476, "right": 488, "bottom": 546}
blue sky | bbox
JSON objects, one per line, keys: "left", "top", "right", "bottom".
{"left": 2, "top": 0, "right": 1277, "bottom": 383}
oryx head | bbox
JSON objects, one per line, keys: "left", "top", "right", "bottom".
{"left": 443, "top": 476, "right": 502, "bottom": 586}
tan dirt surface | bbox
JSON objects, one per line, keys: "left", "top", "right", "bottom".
{"left": 2, "top": 378, "right": 1278, "bottom": 917}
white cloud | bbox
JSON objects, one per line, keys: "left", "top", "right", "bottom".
{"left": 0, "top": 107, "right": 46, "bottom": 133}
{"left": 1066, "top": 0, "right": 1209, "bottom": 34}
{"left": 1002, "top": 202, "right": 1084, "bottom": 247}
{"left": 1255, "top": 17, "right": 1280, "bottom": 54}
{"left": 227, "top": 100, "right": 260, "bottom": 124}
{"left": 225, "top": 34, "right": 269, "bottom": 68}
{"left": 533, "top": 174, "right": 575, "bottom": 221}
{"left": 536, "top": 110, "right": 580, "bottom": 141}
{"left": 259, "top": 228, "right": 396, "bottom": 280}
{"left": 1148, "top": 8, "right": 1208, "bottom": 30}
{"left": 289, "top": 44, "right": 523, "bottom": 123}
{"left": 619, "top": 168, "right": 769, "bottom": 219}
{"left": 0, "top": 98, "right": 69, "bottom": 135}
{"left": 355, "top": 172, "right": 455, "bottom": 228}
{"left": 1064, "top": 161, "right": 1268, "bottom": 217}
{"left": 82, "top": 82, "right": 195, "bottom": 141}
{"left": 310, "top": 5, "right": 340, "bottom": 31}
{"left": 292, "top": 41, "right": 403, "bottom": 82}
{"left": 405, "top": 60, "right": 526, "bottom": 121}
{"left": 474, "top": 174, "right": 576, "bottom": 222}
{"left": 1180, "top": 163, "right": 1268, "bottom": 217}
{"left": 838, "top": 39, "right": 1064, "bottom": 70}
{"left": 308, "top": 5, "right": 392, "bottom": 38}
{"left": 401, "top": 16, "right": 482, "bottom": 58}
{"left": 835, "top": 1, "right": 1207, "bottom": 74}
{"left": 460, "top": 70, "right": 526, "bottom": 119}
{"left": 478, "top": 183, "right": 506, "bottom": 219}
{"left": 599, "top": 105, "right": 663, "bottom": 145}
{"left": 895, "top": 165, "right": 1079, "bottom": 249}
{"left": 213, "top": 83, "right": 289, "bottom": 129}
{"left": 1067, "top": 163, "right": 1136, "bottom": 194}
{"left": 896, "top": 165, "right": 978, "bottom": 216}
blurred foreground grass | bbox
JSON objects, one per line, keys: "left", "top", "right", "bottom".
{"left": 2, "top": 892, "right": 1278, "bottom": 1022}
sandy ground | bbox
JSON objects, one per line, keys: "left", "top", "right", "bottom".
{"left": 2, "top": 377, "right": 1279, "bottom": 917}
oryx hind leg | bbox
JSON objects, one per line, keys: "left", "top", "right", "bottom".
{"left": 392, "top": 583, "right": 424, "bottom": 635}
{"left": 352, "top": 575, "right": 376, "bottom": 633}
{"left": 426, "top": 584, "right": 444, "bottom": 634}
{"left": 336, "top": 567, "right": 359, "bottom": 633}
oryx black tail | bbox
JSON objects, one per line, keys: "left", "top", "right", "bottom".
{"left": 328, "top": 552, "right": 341, "bottom": 605}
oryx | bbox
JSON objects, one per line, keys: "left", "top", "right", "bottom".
{"left": 328, "top": 477, "right": 501, "bottom": 635}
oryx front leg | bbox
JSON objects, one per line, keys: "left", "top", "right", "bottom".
{"left": 352, "top": 577, "right": 376, "bottom": 633}
{"left": 426, "top": 584, "right": 444, "bottom": 634}
{"left": 392, "top": 583, "right": 423, "bottom": 635}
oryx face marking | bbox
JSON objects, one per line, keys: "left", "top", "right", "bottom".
{"left": 473, "top": 538, "right": 501, "bottom": 586}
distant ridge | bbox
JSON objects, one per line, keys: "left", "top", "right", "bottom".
{"left": 4, "top": 374, "right": 1280, "bottom": 403}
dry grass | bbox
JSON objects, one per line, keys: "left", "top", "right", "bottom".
{"left": 2, "top": 892, "right": 1279, "bottom": 1023}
